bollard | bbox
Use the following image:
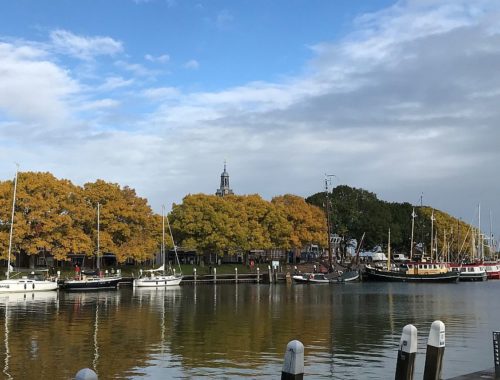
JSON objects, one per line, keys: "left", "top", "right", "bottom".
{"left": 194, "top": 268, "right": 197, "bottom": 283}
{"left": 235, "top": 267, "right": 238, "bottom": 284}
{"left": 395, "top": 324, "right": 417, "bottom": 380}
{"left": 257, "top": 267, "right": 260, "bottom": 283}
{"left": 494, "top": 331, "right": 500, "bottom": 378}
{"left": 75, "top": 368, "right": 98, "bottom": 380}
{"left": 281, "top": 340, "right": 304, "bottom": 380}
{"left": 57, "top": 270, "right": 61, "bottom": 279}
{"left": 423, "top": 320, "right": 445, "bottom": 380}
{"left": 268, "top": 265, "right": 272, "bottom": 284}
{"left": 213, "top": 268, "right": 217, "bottom": 284}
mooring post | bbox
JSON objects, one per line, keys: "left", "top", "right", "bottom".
{"left": 395, "top": 324, "right": 417, "bottom": 380}
{"left": 213, "top": 267, "right": 217, "bottom": 284}
{"left": 194, "top": 268, "right": 197, "bottom": 283}
{"left": 75, "top": 368, "right": 98, "bottom": 380}
{"left": 257, "top": 267, "right": 260, "bottom": 283}
{"left": 235, "top": 267, "right": 238, "bottom": 283}
{"left": 268, "top": 265, "right": 272, "bottom": 284}
{"left": 493, "top": 331, "right": 500, "bottom": 378}
{"left": 281, "top": 340, "right": 304, "bottom": 380}
{"left": 423, "top": 320, "right": 445, "bottom": 380}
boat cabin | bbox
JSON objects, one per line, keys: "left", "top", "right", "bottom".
{"left": 403, "top": 262, "right": 450, "bottom": 275}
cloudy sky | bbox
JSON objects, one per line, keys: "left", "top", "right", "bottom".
{"left": 1, "top": 0, "right": 499, "bottom": 238}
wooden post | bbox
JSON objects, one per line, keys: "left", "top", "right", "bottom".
{"left": 75, "top": 368, "right": 98, "bottom": 380}
{"left": 423, "top": 320, "right": 445, "bottom": 380}
{"left": 194, "top": 268, "right": 197, "bottom": 283}
{"left": 235, "top": 267, "right": 238, "bottom": 283}
{"left": 213, "top": 268, "right": 217, "bottom": 284}
{"left": 257, "top": 267, "right": 260, "bottom": 283}
{"left": 268, "top": 265, "right": 272, "bottom": 284}
{"left": 281, "top": 340, "right": 304, "bottom": 380}
{"left": 395, "top": 324, "right": 417, "bottom": 380}
{"left": 494, "top": 331, "right": 500, "bottom": 378}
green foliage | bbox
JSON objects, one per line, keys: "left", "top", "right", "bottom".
{"left": 306, "top": 185, "right": 474, "bottom": 255}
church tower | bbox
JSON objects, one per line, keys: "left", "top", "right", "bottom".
{"left": 215, "top": 161, "right": 234, "bottom": 197}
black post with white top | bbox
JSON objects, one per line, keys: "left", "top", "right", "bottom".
{"left": 395, "top": 324, "right": 417, "bottom": 380}
{"left": 423, "top": 320, "right": 445, "bottom": 380}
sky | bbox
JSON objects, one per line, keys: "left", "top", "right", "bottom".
{"left": 1, "top": 0, "right": 500, "bottom": 240}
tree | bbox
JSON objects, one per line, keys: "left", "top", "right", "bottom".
{"left": 271, "top": 194, "right": 327, "bottom": 249}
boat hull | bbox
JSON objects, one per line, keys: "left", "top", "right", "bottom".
{"left": 0, "top": 279, "right": 58, "bottom": 293}
{"left": 364, "top": 267, "right": 460, "bottom": 283}
{"left": 133, "top": 275, "right": 183, "bottom": 287}
{"left": 457, "top": 273, "right": 487, "bottom": 281}
{"left": 60, "top": 277, "right": 121, "bottom": 291}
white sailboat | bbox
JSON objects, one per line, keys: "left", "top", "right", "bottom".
{"left": 134, "top": 205, "right": 183, "bottom": 287}
{"left": 0, "top": 167, "right": 58, "bottom": 293}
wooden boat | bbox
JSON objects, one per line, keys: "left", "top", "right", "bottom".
{"left": 364, "top": 262, "right": 460, "bottom": 283}
{"left": 484, "top": 262, "right": 500, "bottom": 279}
{"left": 0, "top": 167, "right": 58, "bottom": 293}
{"left": 449, "top": 263, "right": 487, "bottom": 281}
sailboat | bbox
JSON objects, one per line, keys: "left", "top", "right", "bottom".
{"left": 60, "top": 203, "right": 121, "bottom": 290}
{"left": 133, "top": 206, "right": 183, "bottom": 287}
{"left": 0, "top": 167, "right": 58, "bottom": 293}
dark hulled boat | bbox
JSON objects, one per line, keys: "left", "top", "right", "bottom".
{"left": 364, "top": 262, "right": 460, "bottom": 283}
{"left": 59, "top": 271, "right": 121, "bottom": 291}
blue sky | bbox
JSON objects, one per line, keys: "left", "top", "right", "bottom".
{"left": 1, "top": 0, "right": 500, "bottom": 243}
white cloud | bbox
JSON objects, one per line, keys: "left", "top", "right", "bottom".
{"left": 145, "top": 53, "right": 170, "bottom": 63}
{"left": 78, "top": 98, "right": 120, "bottom": 111}
{"left": 115, "top": 60, "right": 155, "bottom": 76}
{"left": 0, "top": 42, "right": 78, "bottom": 127}
{"left": 50, "top": 29, "right": 123, "bottom": 60}
{"left": 142, "top": 87, "right": 180, "bottom": 100}
{"left": 97, "top": 76, "right": 134, "bottom": 91}
{"left": 183, "top": 59, "right": 199, "bottom": 70}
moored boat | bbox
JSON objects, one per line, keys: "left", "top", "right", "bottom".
{"left": 59, "top": 272, "right": 121, "bottom": 291}
{"left": 60, "top": 203, "right": 122, "bottom": 291}
{"left": 449, "top": 263, "right": 487, "bottom": 281}
{"left": 484, "top": 262, "right": 500, "bottom": 279}
{"left": 364, "top": 262, "right": 460, "bottom": 283}
{"left": 0, "top": 167, "right": 58, "bottom": 293}
{"left": 292, "top": 273, "right": 330, "bottom": 284}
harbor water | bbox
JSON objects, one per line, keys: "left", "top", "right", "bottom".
{"left": 0, "top": 281, "right": 499, "bottom": 379}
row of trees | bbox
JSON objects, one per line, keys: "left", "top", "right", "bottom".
{"left": 0, "top": 172, "right": 327, "bottom": 263}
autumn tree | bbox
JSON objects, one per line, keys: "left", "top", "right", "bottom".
{"left": 82, "top": 180, "right": 158, "bottom": 263}
{"left": 271, "top": 194, "right": 327, "bottom": 249}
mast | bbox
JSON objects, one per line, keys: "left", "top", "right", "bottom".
{"left": 6, "top": 165, "right": 19, "bottom": 280}
{"left": 430, "top": 210, "right": 435, "bottom": 261}
{"left": 97, "top": 203, "right": 100, "bottom": 271}
{"left": 478, "top": 203, "right": 481, "bottom": 261}
{"left": 324, "top": 175, "right": 334, "bottom": 271}
{"left": 166, "top": 213, "right": 182, "bottom": 275}
{"left": 162, "top": 205, "right": 165, "bottom": 275}
{"left": 387, "top": 229, "right": 391, "bottom": 271}
{"left": 410, "top": 208, "right": 416, "bottom": 260}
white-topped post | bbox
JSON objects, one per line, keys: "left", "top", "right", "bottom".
{"left": 235, "top": 267, "right": 238, "bottom": 283}
{"left": 75, "top": 368, "right": 98, "bottom": 380}
{"left": 257, "top": 267, "right": 260, "bottom": 283}
{"left": 423, "top": 320, "right": 445, "bottom": 380}
{"left": 281, "top": 340, "right": 304, "bottom": 380}
{"left": 395, "top": 324, "right": 418, "bottom": 380}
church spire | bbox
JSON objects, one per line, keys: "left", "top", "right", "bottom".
{"left": 216, "top": 160, "right": 234, "bottom": 197}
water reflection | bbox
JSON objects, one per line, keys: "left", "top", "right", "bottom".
{"left": 0, "top": 282, "right": 498, "bottom": 379}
